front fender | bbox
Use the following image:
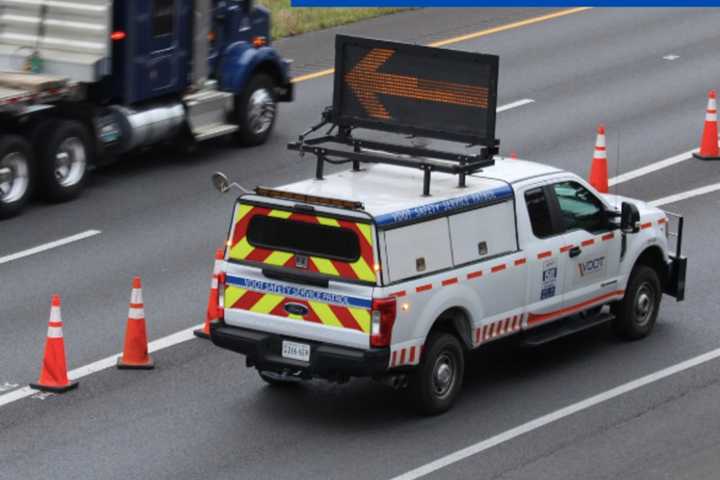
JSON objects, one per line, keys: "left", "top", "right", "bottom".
{"left": 219, "top": 43, "right": 291, "bottom": 95}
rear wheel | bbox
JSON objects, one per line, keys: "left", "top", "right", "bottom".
{"left": 408, "top": 332, "right": 465, "bottom": 415}
{"left": 0, "top": 134, "right": 34, "bottom": 219}
{"left": 38, "top": 120, "right": 91, "bottom": 202}
{"left": 612, "top": 265, "right": 661, "bottom": 340}
{"left": 234, "top": 74, "right": 277, "bottom": 146}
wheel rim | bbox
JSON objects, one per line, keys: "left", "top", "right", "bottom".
{"left": 432, "top": 352, "right": 456, "bottom": 399}
{"left": 634, "top": 282, "right": 655, "bottom": 327}
{"left": 0, "top": 151, "right": 29, "bottom": 204}
{"left": 55, "top": 137, "right": 86, "bottom": 188}
{"left": 247, "top": 88, "right": 276, "bottom": 136}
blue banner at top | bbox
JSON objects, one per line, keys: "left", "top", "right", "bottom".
{"left": 293, "top": 1, "right": 720, "bottom": 5}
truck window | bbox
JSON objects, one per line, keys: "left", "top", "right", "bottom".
{"left": 153, "top": 0, "right": 175, "bottom": 37}
{"left": 247, "top": 215, "right": 361, "bottom": 263}
{"left": 552, "top": 181, "right": 607, "bottom": 233}
{"left": 525, "top": 187, "right": 556, "bottom": 238}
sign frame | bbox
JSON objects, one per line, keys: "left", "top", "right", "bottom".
{"left": 331, "top": 34, "right": 500, "bottom": 146}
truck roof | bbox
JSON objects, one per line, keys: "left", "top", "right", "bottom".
{"left": 278, "top": 157, "right": 561, "bottom": 225}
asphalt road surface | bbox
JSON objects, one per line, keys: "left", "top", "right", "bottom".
{"left": 3, "top": 7, "right": 720, "bottom": 480}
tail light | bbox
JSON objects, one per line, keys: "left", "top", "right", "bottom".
{"left": 111, "top": 31, "right": 126, "bottom": 41}
{"left": 217, "top": 272, "right": 226, "bottom": 319}
{"left": 252, "top": 36, "right": 268, "bottom": 48}
{"left": 370, "top": 297, "right": 396, "bottom": 348}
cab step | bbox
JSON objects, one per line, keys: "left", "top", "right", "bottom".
{"left": 183, "top": 86, "right": 237, "bottom": 141}
{"left": 522, "top": 312, "right": 614, "bottom": 347}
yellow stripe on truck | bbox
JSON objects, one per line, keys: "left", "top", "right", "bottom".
{"left": 309, "top": 301, "right": 343, "bottom": 329}
{"left": 230, "top": 237, "right": 254, "bottom": 260}
{"left": 349, "top": 308, "right": 371, "bottom": 333}
{"left": 250, "top": 293, "right": 285, "bottom": 315}
{"left": 264, "top": 250, "right": 293, "bottom": 266}
{"left": 350, "top": 258, "right": 375, "bottom": 283}
{"left": 224, "top": 286, "right": 247, "bottom": 308}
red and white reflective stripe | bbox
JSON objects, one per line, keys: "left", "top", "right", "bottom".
{"left": 475, "top": 314, "right": 523, "bottom": 346}
{"left": 130, "top": 288, "right": 143, "bottom": 305}
{"left": 213, "top": 259, "right": 223, "bottom": 275}
{"left": 47, "top": 325, "right": 64, "bottom": 338}
{"left": 390, "top": 344, "right": 422, "bottom": 367}
{"left": 211, "top": 276, "right": 218, "bottom": 289}
{"left": 49, "top": 306, "right": 62, "bottom": 323}
{"left": 707, "top": 95, "right": 718, "bottom": 121}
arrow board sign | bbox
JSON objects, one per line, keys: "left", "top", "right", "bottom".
{"left": 332, "top": 35, "right": 499, "bottom": 145}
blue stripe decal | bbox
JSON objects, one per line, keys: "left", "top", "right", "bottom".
{"left": 375, "top": 185, "right": 513, "bottom": 227}
{"left": 226, "top": 275, "right": 372, "bottom": 309}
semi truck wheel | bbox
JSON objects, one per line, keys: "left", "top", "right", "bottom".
{"left": 38, "top": 120, "right": 91, "bottom": 202}
{"left": 612, "top": 265, "right": 661, "bottom": 340}
{"left": 0, "top": 135, "right": 34, "bottom": 219}
{"left": 235, "top": 74, "right": 277, "bottom": 146}
{"left": 408, "top": 332, "right": 465, "bottom": 415}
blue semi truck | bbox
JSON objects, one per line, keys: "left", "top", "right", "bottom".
{"left": 0, "top": 0, "right": 293, "bottom": 218}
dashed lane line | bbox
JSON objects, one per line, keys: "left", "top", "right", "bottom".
{"left": 496, "top": 98, "right": 535, "bottom": 113}
{"left": 0, "top": 230, "right": 102, "bottom": 266}
{"left": 650, "top": 181, "right": 720, "bottom": 207}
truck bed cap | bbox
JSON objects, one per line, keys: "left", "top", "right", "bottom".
{"left": 278, "top": 158, "right": 560, "bottom": 223}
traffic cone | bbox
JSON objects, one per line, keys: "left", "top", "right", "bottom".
{"left": 693, "top": 90, "right": 720, "bottom": 161}
{"left": 30, "top": 295, "right": 78, "bottom": 393}
{"left": 194, "top": 248, "right": 224, "bottom": 339}
{"left": 588, "top": 124, "right": 609, "bottom": 193}
{"left": 510, "top": 151, "right": 518, "bottom": 160}
{"left": 117, "top": 277, "right": 154, "bottom": 369}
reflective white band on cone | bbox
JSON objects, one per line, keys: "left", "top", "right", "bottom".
{"left": 130, "top": 288, "right": 143, "bottom": 305}
{"left": 49, "top": 307, "right": 62, "bottom": 324}
{"left": 128, "top": 307, "right": 145, "bottom": 319}
{"left": 47, "top": 326, "right": 64, "bottom": 338}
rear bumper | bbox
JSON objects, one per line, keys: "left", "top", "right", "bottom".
{"left": 210, "top": 320, "right": 389, "bottom": 379}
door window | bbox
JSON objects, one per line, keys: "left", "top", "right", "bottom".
{"left": 525, "top": 187, "right": 559, "bottom": 239}
{"left": 552, "top": 181, "right": 607, "bottom": 233}
{"left": 153, "top": 0, "right": 175, "bottom": 37}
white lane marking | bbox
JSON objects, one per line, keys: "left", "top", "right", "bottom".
{"left": 0, "top": 324, "right": 201, "bottom": 409}
{"left": 0, "top": 230, "right": 102, "bottom": 266}
{"left": 663, "top": 54, "right": 680, "bottom": 61}
{"left": 650, "top": 181, "right": 720, "bottom": 207}
{"left": 497, "top": 98, "right": 534, "bottom": 113}
{"left": 609, "top": 149, "right": 697, "bottom": 187}
{"left": 390, "top": 346, "right": 720, "bottom": 480}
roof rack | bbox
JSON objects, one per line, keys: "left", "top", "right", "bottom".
{"left": 287, "top": 35, "right": 500, "bottom": 197}
{"left": 287, "top": 108, "right": 499, "bottom": 197}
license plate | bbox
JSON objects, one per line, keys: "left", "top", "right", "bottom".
{"left": 282, "top": 340, "right": 310, "bottom": 362}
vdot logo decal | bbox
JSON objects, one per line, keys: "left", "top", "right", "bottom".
{"left": 579, "top": 257, "right": 605, "bottom": 277}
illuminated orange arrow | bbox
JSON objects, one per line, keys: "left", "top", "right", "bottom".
{"left": 345, "top": 48, "right": 490, "bottom": 120}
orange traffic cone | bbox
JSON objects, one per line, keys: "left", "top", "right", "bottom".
{"left": 693, "top": 90, "right": 720, "bottom": 161}
{"left": 510, "top": 150, "right": 518, "bottom": 160}
{"left": 30, "top": 295, "right": 78, "bottom": 393}
{"left": 117, "top": 277, "right": 154, "bottom": 369}
{"left": 194, "top": 248, "right": 224, "bottom": 339}
{"left": 588, "top": 124, "right": 609, "bottom": 193}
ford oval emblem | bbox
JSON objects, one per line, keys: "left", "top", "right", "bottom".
{"left": 284, "top": 302, "right": 309, "bottom": 316}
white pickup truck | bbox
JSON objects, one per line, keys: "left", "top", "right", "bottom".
{"left": 209, "top": 156, "right": 686, "bottom": 415}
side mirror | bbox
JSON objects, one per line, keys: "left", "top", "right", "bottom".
{"left": 212, "top": 172, "right": 231, "bottom": 193}
{"left": 620, "top": 202, "right": 640, "bottom": 233}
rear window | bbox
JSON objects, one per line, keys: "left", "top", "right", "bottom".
{"left": 247, "top": 215, "right": 361, "bottom": 263}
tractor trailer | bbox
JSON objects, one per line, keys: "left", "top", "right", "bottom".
{"left": 0, "top": 0, "right": 293, "bottom": 218}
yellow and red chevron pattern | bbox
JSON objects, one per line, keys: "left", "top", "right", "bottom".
{"left": 228, "top": 204, "right": 377, "bottom": 283}
{"left": 224, "top": 285, "right": 371, "bottom": 333}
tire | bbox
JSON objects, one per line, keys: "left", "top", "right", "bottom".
{"left": 37, "top": 120, "right": 92, "bottom": 203}
{"left": 0, "top": 134, "right": 34, "bottom": 219}
{"left": 258, "top": 371, "right": 300, "bottom": 387}
{"left": 408, "top": 332, "right": 465, "bottom": 415}
{"left": 234, "top": 74, "right": 277, "bottom": 146}
{"left": 612, "top": 265, "right": 662, "bottom": 340}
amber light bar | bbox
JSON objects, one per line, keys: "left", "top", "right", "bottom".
{"left": 254, "top": 186, "right": 364, "bottom": 211}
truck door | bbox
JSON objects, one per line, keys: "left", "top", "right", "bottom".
{"left": 131, "top": 0, "right": 191, "bottom": 102}
{"left": 519, "top": 185, "right": 572, "bottom": 328}
{"left": 550, "top": 181, "right": 623, "bottom": 312}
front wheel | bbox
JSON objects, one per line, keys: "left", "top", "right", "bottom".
{"left": 408, "top": 332, "right": 465, "bottom": 415}
{"left": 38, "top": 120, "right": 92, "bottom": 203}
{"left": 612, "top": 265, "right": 662, "bottom": 340}
{"left": 0, "top": 135, "right": 34, "bottom": 219}
{"left": 234, "top": 74, "right": 277, "bottom": 146}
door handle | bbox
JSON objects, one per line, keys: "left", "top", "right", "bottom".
{"left": 569, "top": 246, "right": 582, "bottom": 258}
